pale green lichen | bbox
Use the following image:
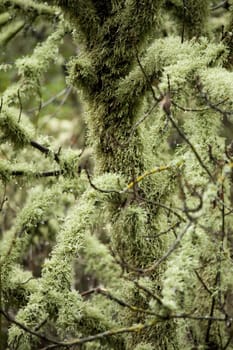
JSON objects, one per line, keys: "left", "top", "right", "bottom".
{"left": 2, "top": 22, "right": 65, "bottom": 106}
{"left": 82, "top": 232, "right": 121, "bottom": 286}
{"left": 8, "top": 174, "right": 125, "bottom": 348}
{"left": 1, "top": 0, "right": 58, "bottom": 15}
{"left": 58, "top": 148, "right": 80, "bottom": 177}
{"left": 3, "top": 1, "right": 233, "bottom": 349}
{"left": 134, "top": 343, "right": 154, "bottom": 350}
{"left": 0, "top": 107, "right": 34, "bottom": 147}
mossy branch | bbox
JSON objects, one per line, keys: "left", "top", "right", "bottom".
{"left": 2, "top": 22, "right": 66, "bottom": 105}
{"left": 0, "top": 20, "right": 25, "bottom": 46}
{"left": 0, "top": 12, "right": 11, "bottom": 27}
{"left": 126, "top": 160, "right": 184, "bottom": 191}
{"left": 1, "top": 0, "right": 59, "bottom": 16}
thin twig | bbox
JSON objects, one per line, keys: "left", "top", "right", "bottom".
{"left": 0, "top": 97, "right": 3, "bottom": 114}
{"left": 168, "top": 112, "right": 214, "bottom": 180}
{"left": 205, "top": 294, "right": 216, "bottom": 345}
{"left": 126, "top": 162, "right": 182, "bottom": 191}
{"left": 135, "top": 59, "right": 214, "bottom": 181}
{"left": 137, "top": 221, "right": 192, "bottom": 274}
{"left": 10, "top": 169, "right": 64, "bottom": 178}
{"left": 81, "top": 286, "right": 157, "bottom": 316}
{"left": 196, "top": 79, "right": 233, "bottom": 117}
{"left": 171, "top": 313, "right": 227, "bottom": 321}
{"left": 133, "top": 281, "right": 164, "bottom": 305}
{"left": 117, "top": 100, "right": 159, "bottom": 148}
{"left": 17, "top": 89, "right": 22, "bottom": 123}
{"left": 85, "top": 169, "right": 122, "bottom": 194}
{"left": 30, "top": 140, "right": 60, "bottom": 163}
{"left": 0, "top": 308, "right": 60, "bottom": 345}
{"left": 154, "top": 222, "right": 180, "bottom": 238}
{"left": 137, "top": 194, "right": 187, "bottom": 222}
{"left": 223, "top": 334, "right": 233, "bottom": 350}
{"left": 135, "top": 48, "right": 159, "bottom": 102}
{"left": 0, "top": 183, "right": 7, "bottom": 212}
{"left": 49, "top": 86, "right": 72, "bottom": 119}
{"left": 211, "top": 1, "right": 229, "bottom": 11}
{"left": 172, "top": 98, "right": 229, "bottom": 113}
{"left": 27, "top": 88, "right": 69, "bottom": 113}
{"left": 181, "top": 0, "right": 186, "bottom": 43}
{"left": 40, "top": 322, "right": 154, "bottom": 349}
{"left": 194, "top": 270, "right": 212, "bottom": 295}
{"left": 39, "top": 312, "right": 230, "bottom": 349}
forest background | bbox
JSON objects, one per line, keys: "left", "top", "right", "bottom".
{"left": 1, "top": 1, "right": 233, "bottom": 349}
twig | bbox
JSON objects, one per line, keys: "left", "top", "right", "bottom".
{"left": 153, "top": 221, "right": 181, "bottom": 238}
{"left": 81, "top": 286, "right": 157, "bottom": 316}
{"left": 133, "top": 280, "right": 164, "bottom": 306}
{"left": 135, "top": 46, "right": 159, "bottom": 103}
{"left": 223, "top": 334, "right": 233, "bottom": 350}
{"left": 0, "top": 308, "right": 60, "bottom": 345}
{"left": 135, "top": 60, "right": 214, "bottom": 181}
{"left": 30, "top": 140, "right": 60, "bottom": 163}
{"left": 18, "top": 277, "right": 34, "bottom": 285}
{"left": 116, "top": 100, "right": 160, "bottom": 148}
{"left": 205, "top": 294, "right": 216, "bottom": 345}
{"left": 171, "top": 313, "right": 227, "bottom": 321}
{"left": 196, "top": 79, "right": 233, "bottom": 117}
{"left": 137, "top": 222, "right": 192, "bottom": 274}
{"left": 85, "top": 169, "right": 122, "bottom": 194}
{"left": 137, "top": 194, "right": 187, "bottom": 222}
{"left": 0, "top": 97, "right": 3, "bottom": 114}
{"left": 34, "top": 85, "right": 42, "bottom": 124}
{"left": 172, "top": 98, "right": 229, "bottom": 113}
{"left": 27, "top": 88, "right": 69, "bottom": 113}
{"left": 40, "top": 322, "right": 154, "bottom": 349}
{"left": 49, "top": 86, "right": 72, "bottom": 119}
{"left": 34, "top": 318, "right": 48, "bottom": 332}
{"left": 39, "top": 312, "right": 230, "bottom": 349}
{"left": 0, "top": 183, "right": 7, "bottom": 212}
{"left": 126, "top": 161, "right": 183, "bottom": 191}
{"left": 167, "top": 111, "right": 214, "bottom": 180}
{"left": 194, "top": 270, "right": 212, "bottom": 295}
{"left": 17, "top": 89, "right": 22, "bottom": 123}
{"left": 10, "top": 169, "right": 64, "bottom": 178}
{"left": 211, "top": 1, "right": 230, "bottom": 11}
{"left": 181, "top": 0, "right": 186, "bottom": 43}
{"left": 177, "top": 177, "right": 204, "bottom": 221}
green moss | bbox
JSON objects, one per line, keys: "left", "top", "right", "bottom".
{"left": 3, "top": 1, "right": 233, "bottom": 349}
{"left": 0, "top": 108, "right": 33, "bottom": 148}
{"left": 1, "top": 0, "right": 58, "bottom": 15}
{"left": 167, "top": 0, "right": 211, "bottom": 39}
{"left": 82, "top": 232, "right": 120, "bottom": 286}
{"left": 134, "top": 343, "right": 154, "bottom": 350}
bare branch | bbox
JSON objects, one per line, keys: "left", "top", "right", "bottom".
{"left": 30, "top": 141, "right": 60, "bottom": 163}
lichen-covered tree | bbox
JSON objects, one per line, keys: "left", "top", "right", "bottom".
{"left": 1, "top": 0, "right": 233, "bottom": 349}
